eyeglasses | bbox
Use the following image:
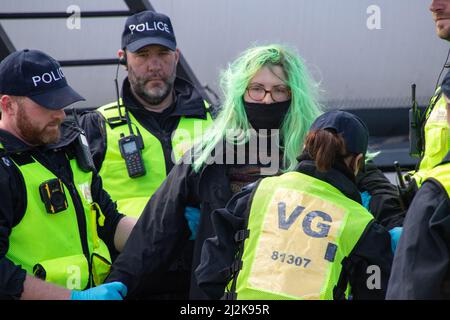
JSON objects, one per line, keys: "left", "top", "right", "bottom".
{"left": 246, "top": 85, "right": 291, "bottom": 102}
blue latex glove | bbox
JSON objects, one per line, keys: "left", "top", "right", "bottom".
{"left": 184, "top": 206, "right": 200, "bottom": 240}
{"left": 71, "top": 281, "right": 127, "bottom": 300}
{"left": 360, "top": 191, "right": 372, "bottom": 211}
{"left": 389, "top": 227, "right": 403, "bottom": 253}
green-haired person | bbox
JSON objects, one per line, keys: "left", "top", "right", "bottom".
{"left": 106, "top": 44, "right": 323, "bottom": 299}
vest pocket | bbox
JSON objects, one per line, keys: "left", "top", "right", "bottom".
{"left": 91, "top": 252, "right": 112, "bottom": 286}
{"left": 32, "top": 254, "right": 90, "bottom": 290}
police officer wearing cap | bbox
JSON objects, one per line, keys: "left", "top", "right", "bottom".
{"left": 0, "top": 49, "right": 135, "bottom": 300}
{"left": 195, "top": 110, "right": 393, "bottom": 300}
{"left": 387, "top": 70, "right": 450, "bottom": 299}
{"left": 80, "top": 11, "right": 212, "bottom": 219}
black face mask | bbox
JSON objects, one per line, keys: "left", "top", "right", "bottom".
{"left": 244, "top": 100, "right": 291, "bottom": 130}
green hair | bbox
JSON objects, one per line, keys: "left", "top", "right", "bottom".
{"left": 192, "top": 44, "right": 323, "bottom": 172}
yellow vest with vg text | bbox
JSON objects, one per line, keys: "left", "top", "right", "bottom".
{"left": 414, "top": 90, "right": 450, "bottom": 187}
{"left": 97, "top": 101, "right": 212, "bottom": 218}
{"left": 5, "top": 152, "right": 111, "bottom": 290}
{"left": 230, "top": 171, "right": 374, "bottom": 300}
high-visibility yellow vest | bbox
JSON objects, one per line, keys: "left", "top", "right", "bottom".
{"left": 97, "top": 101, "right": 213, "bottom": 217}
{"left": 229, "top": 171, "right": 373, "bottom": 300}
{"left": 4, "top": 150, "right": 111, "bottom": 290}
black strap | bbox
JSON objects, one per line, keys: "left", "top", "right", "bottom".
{"left": 417, "top": 88, "right": 443, "bottom": 159}
{"left": 222, "top": 292, "right": 237, "bottom": 300}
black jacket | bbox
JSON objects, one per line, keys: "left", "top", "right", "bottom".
{"left": 79, "top": 77, "right": 210, "bottom": 174}
{"left": 387, "top": 153, "right": 450, "bottom": 299}
{"left": 107, "top": 146, "right": 400, "bottom": 300}
{"left": 195, "top": 160, "right": 394, "bottom": 300}
{"left": 0, "top": 126, "right": 124, "bottom": 300}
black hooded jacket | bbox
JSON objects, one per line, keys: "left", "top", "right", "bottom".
{"left": 79, "top": 77, "right": 210, "bottom": 174}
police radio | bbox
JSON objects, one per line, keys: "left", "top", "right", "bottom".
{"left": 114, "top": 60, "right": 146, "bottom": 178}
{"left": 409, "top": 84, "right": 423, "bottom": 158}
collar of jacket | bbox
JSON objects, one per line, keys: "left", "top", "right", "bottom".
{"left": 121, "top": 76, "right": 208, "bottom": 119}
{"left": 295, "top": 158, "right": 362, "bottom": 204}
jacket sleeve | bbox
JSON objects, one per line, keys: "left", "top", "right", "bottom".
{"left": 346, "top": 222, "right": 393, "bottom": 300}
{"left": 105, "top": 161, "right": 197, "bottom": 296}
{"left": 386, "top": 180, "right": 450, "bottom": 299}
{"left": 0, "top": 163, "right": 27, "bottom": 299}
{"left": 78, "top": 110, "right": 107, "bottom": 172}
{"left": 90, "top": 172, "right": 125, "bottom": 258}
{"left": 356, "top": 161, "right": 405, "bottom": 229}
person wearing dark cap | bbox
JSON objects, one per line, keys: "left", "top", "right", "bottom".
{"left": 79, "top": 11, "right": 212, "bottom": 299}
{"left": 195, "top": 110, "right": 393, "bottom": 300}
{"left": 406, "top": 0, "right": 450, "bottom": 189}
{"left": 0, "top": 49, "right": 135, "bottom": 300}
{"left": 105, "top": 44, "right": 323, "bottom": 299}
{"left": 387, "top": 70, "right": 450, "bottom": 300}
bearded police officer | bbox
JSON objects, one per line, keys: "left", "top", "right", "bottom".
{"left": 80, "top": 11, "right": 212, "bottom": 218}
{"left": 387, "top": 70, "right": 450, "bottom": 299}
{"left": 0, "top": 49, "right": 135, "bottom": 300}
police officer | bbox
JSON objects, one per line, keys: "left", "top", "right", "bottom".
{"left": 0, "top": 49, "right": 134, "bottom": 300}
{"left": 195, "top": 111, "right": 393, "bottom": 300}
{"left": 410, "top": 0, "right": 450, "bottom": 187}
{"left": 387, "top": 70, "right": 450, "bottom": 299}
{"left": 80, "top": 11, "right": 213, "bottom": 218}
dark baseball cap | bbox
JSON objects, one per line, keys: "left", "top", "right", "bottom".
{"left": 121, "top": 11, "right": 176, "bottom": 52}
{"left": 310, "top": 110, "right": 369, "bottom": 155}
{"left": 442, "top": 69, "right": 450, "bottom": 99}
{"left": 0, "top": 49, "right": 84, "bottom": 110}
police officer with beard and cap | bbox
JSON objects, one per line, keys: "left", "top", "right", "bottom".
{"left": 387, "top": 69, "right": 450, "bottom": 299}
{"left": 0, "top": 49, "right": 135, "bottom": 300}
{"left": 79, "top": 11, "right": 212, "bottom": 299}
